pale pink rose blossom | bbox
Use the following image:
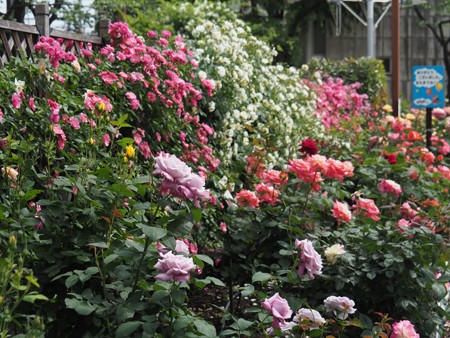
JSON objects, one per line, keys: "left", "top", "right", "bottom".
{"left": 154, "top": 250, "right": 195, "bottom": 283}
{"left": 294, "top": 308, "right": 325, "bottom": 325}
{"left": 324, "top": 296, "right": 356, "bottom": 320}
{"left": 262, "top": 293, "right": 293, "bottom": 329}
{"left": 390, "top": 320, "right": 420, "bottom": 338}
{"left": 174, "top": 239, "right": 190, "bottom": 254}
{"left": 153, "top": 153, "right": 209, "bottom": 207}
{"left": 295, "top": 239, "right": 323, "bottom": 280}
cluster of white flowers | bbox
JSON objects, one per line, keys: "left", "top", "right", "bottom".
{"left": 184, "top": 3, "right": 324, "bottom": 168}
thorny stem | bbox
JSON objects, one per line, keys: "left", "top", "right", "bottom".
{"left": 131, "top": 204, "right": 161, "bottom": 294}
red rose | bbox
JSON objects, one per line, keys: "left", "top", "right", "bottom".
{"left": 299, "top": 138, "right": 318, "bottom": 155}
{"left": 383, "top": 152, "right": 398, "bottom": 164}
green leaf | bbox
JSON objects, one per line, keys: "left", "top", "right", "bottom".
{"left": 236, "top": 318, "right": 253, "bottom": 330}
{"left": 432, "top": 283, "right": 447, "bottom": 300}
{"left": 23, "top": 292, "right": 49, "bottom": 303}
{"left": 141, "top": 225, "right": 167, "bottom": 241}
{"left": 104, "top": 254, "right": 120, "bottom": 265}
{"left": 194, "top": 254, "right": 214, "bottom": 266}
{"left": 108, "top": 184, "right": 135, "bottom": 197}
{"left": 87, "top": 242, "right": 109, "bottom": 249}
{"left": 167, "top": 218, "right": 193, "bottom": 236}
{"left": 205, "top": 276, "right": 226, "bottom": 287}
{"left": 152, "top": 290, "right": 169, "bottom": 303}
{"left": 116, "top": 137, "right": 134, "bottom": 147}
{"left": 116, "top": 306, "right": 135, "bottom": 322}
{"left": 85, "top": 267, "right": 99, "bottom": 275}
{"left": 116, "top": 321, "right": 142, "bottom": 338}
{"left": 24, "top": 189, "right": 43, "bottom": 201}
{"left": 240, "top": 284, "right": 254, "bottom": 296}
{"left": 25, "top": 275, "right": 40, "bottom": 288}
{"left": 252, "top": 272, "right": 272, "bottom": 283}
{"left": 65, "top": 298, "right": 96, "bottom": 315}
{"left": 173, "top": 317, "right": 192, "bottom": 331}
{"left": 65, "top": 274, "right": 79, "bottom": 288}
{"left": 194, "top": 319, "right": 217, "bottom": 337}
{"left": 359, "top": 313, "right": 373, "bottom": 329}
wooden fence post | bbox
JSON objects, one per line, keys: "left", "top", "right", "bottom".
{"left": 99, "top": 18, "right": 111, "bottom": 42}
{"left": 35, "top": 3, "right": 49, "bottom": 38}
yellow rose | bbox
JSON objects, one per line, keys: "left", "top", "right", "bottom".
{"left": 126, "top": 145, "right": 135, "bottom": 158}
{"left": 382, "top": 104, "right": 393, "bottom": 113}
{"left": 405, "top": 113, "right": 416, "bottom": 120}
{"left": 97, "top": 101, "right": 106, "bottom": 112}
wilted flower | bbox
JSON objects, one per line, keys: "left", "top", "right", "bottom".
{"left": 324, "top": 296, "right": 356, "bottom": 320}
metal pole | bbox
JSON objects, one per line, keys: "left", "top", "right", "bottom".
{"left": 367, "top": 0, "right": 375, "bottom": 58}
{"left": 392, "top": 0, "right": 400, "bottom": 116}
{"left": 426, "top": 108, "right": 432, "bottom": 149}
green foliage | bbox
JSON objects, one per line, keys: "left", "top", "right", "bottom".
{"left": 308, "top": 57, "right": 388, "bottom": 109}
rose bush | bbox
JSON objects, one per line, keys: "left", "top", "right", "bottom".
{"left": 0, "top": 21, "right": 223, "bottom": 337}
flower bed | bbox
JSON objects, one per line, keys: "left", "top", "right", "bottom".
{"left": 0, "top": 13, "right": 448, "bottom": 338}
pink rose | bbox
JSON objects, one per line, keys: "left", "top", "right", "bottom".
{"left": 378, "top": 179, "right": 402, "bottom": 198}
{"left": 153, "top": 153, "right": 210, "bottom": 207}
{"left": 102, "top": 134, "right": 110, "bottom": 147}
{"left": 220, "top": 222, "right": 227, "bottom": 233}
{"left": 432, "top": 108, "right": 446, "bottom": 120}
{"left": 323, "top": 158, "right": 354, "bottom": 182}
{"left": 262, "top": 293, "right": 293, "bottom": 329}
{"left": 255, "top": 183, "right": 280, "bottom": 206}
{"left": 12, "top": 93, "right": 22, "bottom": 108}
{"left": 354, "top": 197, "right": 380, "bottom": 221}
{"left": 262, "top": 170, "right": 288, "bottom": 186}
{"left": 287, "top": 158, "right": 323, "bottom": 190}
{"left": 332, "top": 200, "right": 352, "bottom": 223}
{"left": 295, "top": 239, "right": 323, "bottom": 280}
{"left": 235, "top": 190, "right": 259, "bottom": 208}
{"left": 174, "top": 239, "right": 190, "bottom": 254}
{"left": 154, "top": 251, "right": 195, "bottom": 283}
{"left": 323, "top": 295, "right": 356, "bottom": 320}
{"left": 391, "top": 320, "right": 420, "bottom": 338}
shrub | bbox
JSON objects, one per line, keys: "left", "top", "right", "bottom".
{"left": 307, "top": 57, "right": 388, "bottom": 109}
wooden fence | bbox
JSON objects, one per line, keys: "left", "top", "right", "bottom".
{"left": 0, "top": 3, "right": 110, "bottom": 66}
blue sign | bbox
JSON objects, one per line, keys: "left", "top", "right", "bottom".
{"left": 412, "top": 66, "right": 445, "bottom": 108}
